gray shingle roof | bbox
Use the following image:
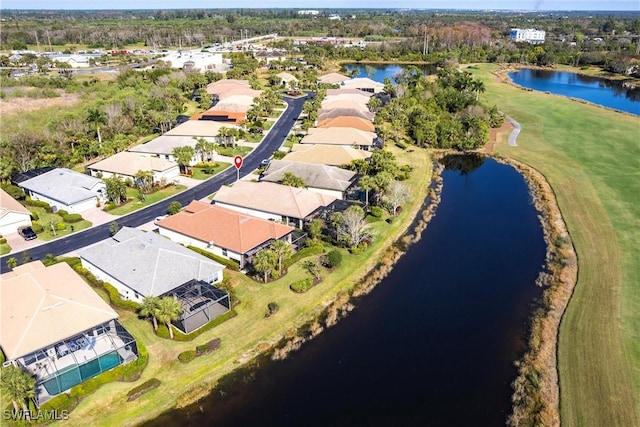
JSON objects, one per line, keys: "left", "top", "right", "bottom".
{"left": 260, "top": 160, "right": 356, "bottom": 192}
{"left": 78, "top": 227, "right": 224, "bottom": 297}
{"left": 18, "top": 168, "right": 104, "bottom": 206}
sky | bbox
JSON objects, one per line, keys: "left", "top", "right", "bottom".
{"left": 0, "top": 0, "right": 638, "bottom": 11}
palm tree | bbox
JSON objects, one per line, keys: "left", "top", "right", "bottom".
{"left": 358, "top": 175, "right": 377, "bottom": 207}
{"left": 172, "top": 146, "right": 195, "bottom": 175}
{"left": 281, "top": 172, "right": 306, "bottom": 188}
{"left": 86, "top": 106, "right": 106, "bottom": 147}
{"left": 155, "top": 297, "right": 183, "bottom": 340}
{"left": 271, "top": 240, "right": 293, "bottom": 276}
{"left": 139, "top": 296, "right": 161, "bottom": 332}
{"left": 471, "top": 80, "right": 486, "bottom": 102}
{"left": 0, "top": 366, "right": 36, "bottom": 416}
{"left": 252, "top": 249, "right": 277, "bottom": 283}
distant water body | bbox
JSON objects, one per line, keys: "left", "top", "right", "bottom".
{"left": 146, "top": 156, "right": 546, "bottom": 427}
{"left": 509, "top": 68, "right": 640, "bottom": 115}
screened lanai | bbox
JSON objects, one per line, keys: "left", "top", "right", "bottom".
{"left": 162, "top": 279, "right": 230, "bottom": 334}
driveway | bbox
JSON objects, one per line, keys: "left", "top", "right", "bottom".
{"left": 0, "top": 94, "right": 309, "bottom": 267}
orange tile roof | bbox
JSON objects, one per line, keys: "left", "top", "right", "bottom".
{"left": 317, "top": 116, "right": 376, "bottom": 132}
{"left": 157, "top": 201, "right": 294, "bottom": 254}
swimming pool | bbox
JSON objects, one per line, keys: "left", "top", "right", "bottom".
{"left": 42, "top": 352, "right": 122, "bottom": 395}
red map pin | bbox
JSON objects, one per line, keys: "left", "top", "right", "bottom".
{"left": 234, "top": 155, "right": 243, "bottom": 169}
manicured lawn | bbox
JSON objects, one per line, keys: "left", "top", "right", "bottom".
{"left": 470, "top": 63, "right": 640, "bottom": 427}
{"left": 29, "top": 206, "right": 92, "bottom": 242}
{"left": 244, "top": 133, "right": 263, "bottom": 143}
{"left": 216, "top": 146, "right": 252, "bottom": 157}
{"left": 64, "top": 145, "right": 433, "bottom": 427}
{"left": 107, "top": 185, "right": 186, "bottom": 216}
{"left": 190, "top": 162, "right": 231, "bottom": 180}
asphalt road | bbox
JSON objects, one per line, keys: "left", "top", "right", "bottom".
{"left": 0, "top": 94, "right": 308, "bottom": 268}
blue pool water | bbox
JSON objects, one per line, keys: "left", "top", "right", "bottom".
{"left": 42, "top": 352, "right": 121, "bottom": 395}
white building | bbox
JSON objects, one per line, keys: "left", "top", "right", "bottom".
{"left": 298, "top": 10, "right": 319, "bottom": 16}
{"left": 158, "top": 50, "right": 224, "bottom": 72}
{"left": 510, "top": 28, "right": 546, "bottom": 44}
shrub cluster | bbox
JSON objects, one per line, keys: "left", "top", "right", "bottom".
{"left": 31, "top": 222, "right": 44, "bottom": 233}
{"left": 290, "top": 278, "right": 314, "bottom": 293}
{"left": 158, "top": 310, "right": 236, "bottom": 342}
{"left": 187, "top": 245, "right": 240, "bottom": 271}
{"left": 369, "top": 206, "right": 385, "bottom": 218}
{"left": 126, "top": 378, "right": 161, "bottom": 402}
{"left": 178, "top": 350, "right": 196, "bottom": 363}
{"left": 24, "top": 197, "right": 52, "bottom": 212}
{"left": 71, "top": 263, "right": 141, "bottom": 311}
{"left": 178, "top": 338, "right": 222, "bottom": 363}
{"left": 103, "top": 201, "right": 117, "bottom": 211}
{"left": 324, "top": 250, "right": 343, "bottom": 268}
{"left": 283, "top": 244, "right": 324, "bottom": 269}
{"left": 57, "top": 210, "right": 84, "bottom": 223}
{"left": 0, "top": 238, "right": 6, "bottom": 245}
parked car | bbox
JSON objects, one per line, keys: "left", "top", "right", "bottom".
{"left": 154, "top": 215, "right": 168, "bottom": 224}
{"left": 18, "top": 226, "right": 37, "bottom": 241}
{"left": 260, "top": 159, "right": 271, "bottom": 168}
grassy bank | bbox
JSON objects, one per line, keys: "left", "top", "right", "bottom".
{"left": 55, "top": 145, "right": 432, "bottom": 426}
{"left": 470, "top": 63, "right": 640, "bottom": 426}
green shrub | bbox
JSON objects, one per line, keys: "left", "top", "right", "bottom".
{"left": 31, "top": 222, "right": 44, "bottom": 233}
{"left": 24, "top": 197, "right": 52, "bottom": 212}
{"left": 178, "top": 350, "right": 196, "bottom": 363}
{"left": 0, "top": 348, "right": 5, "bottom": 364}
{"left": 63, "top": 213, "right": 83, "bottom": 223}
{"left": 187, "top": 246, "right": 240, "bottom": 271}
{"left": 55, "top": 222, "right": 67, "bottom": 231}
{"left": 196, "top": 338, "right": 221, "bottom": 355}
{"left": 325, "top": 249, "right": 343, "bottom": 268}
{"left": 283, "top": 244, "right": 324, "bottom": 268}
{"left": 59, "top": 257, "right": 82, "bottom": 268}
{"left": 0, "top": 183, "right": 25, "bottom": 200}
{"left": 103, "top": 201, "right": 116, "bottom": 211}
{"left": 156, "top": 324, "right": 170, "bottom": 339}
{"left": 31, "top": 212, "right": 39, "bottom": 221}
{"left": 265, "top": 302, "right": 279, "bottom": 317}
{"left": 57, "top": 209, "right": 69, "bottom": 217}
{"left": 290, "top": 278, "right": 313, "bottom": 293}
{"left": 272, "top": 150, "right": 286, "bottom": 160}
{"left": 0, "top": 238, "right": 6, "bottom": 244}
{"left": 40, "top": 393, "right": 79, "bottom": 414}
{"left": 126, "top": 378, "right": 161, "bottom": 401}
{"left": 103, "top": 283, "right": 141, "bottom": 311}
{"left": 370, "top": 206, "right": 384, "bottom": 218}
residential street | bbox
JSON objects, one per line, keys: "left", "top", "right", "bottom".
{"left": 0, "top": 94, "right": 308, "bottom": 268}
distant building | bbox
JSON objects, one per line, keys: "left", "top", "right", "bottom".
{"left": 510, "top": 28, "right": 546, "bottom": 44}
{"left": 297, "top": 10, "right": 319, "bottom": 16}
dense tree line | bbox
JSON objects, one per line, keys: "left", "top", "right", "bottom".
{"left": 375, "top": 66, "right": 502, "bottom": 151}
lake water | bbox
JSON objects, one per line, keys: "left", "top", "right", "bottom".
{"left": 509, "top": 68, "right": 640, "bottom": 115}
{"left": 146, "top": 156, "right": 546, "bottom": 427}
{"left": 343, "top": 63, "right": 437, "bottom": 83}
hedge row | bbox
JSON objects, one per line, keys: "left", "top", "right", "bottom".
{"left": 57, "top": 210, "right": 83, "bottom": 223}
{"left": 24, "top": 197, "right": 53, "bottom": 212}
{"left": 283, "top": 244, "right": 324, "bottom": 269}
{"left": 187, "top": 245, "right": 240, "bottom": 271}
{"left": 126, "top": 378, "right": 161, "bottom": 402}
{"left": 71, "top": 263, "right": 141, "bottom": 312}
{"left": 178, "top": 350, "right": 196, "bottom": 363}
{"left": 0, "top": 238, "right": 6, "bottom": 244}
{"left": 290, "top": 278, "right": 314, "bottom": 293}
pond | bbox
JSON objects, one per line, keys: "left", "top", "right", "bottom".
{"left": 146, "top": 156, "right": 546, "bottom": 427}
{"left": 509, "top": 68, "right": 640, "bottom": 115}
{"left": 342, "top": 63, "right": 437, "bottom": 83}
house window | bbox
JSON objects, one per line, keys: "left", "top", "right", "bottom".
{"left": 135, "top": 292, "right": 140, "bottom": 299}
{"left": 222, "top": 249, "right": 228, "bottom": 257}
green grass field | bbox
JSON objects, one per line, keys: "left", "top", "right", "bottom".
{"left": 470, "top": 64, "right": 640, "bottom": 427}
{"left": 107, "top": 185, "right": 186, "bottom": 216}
{"left": 190, "top": 162, "right": 231, "bottom": 180}
{"left": 54, "top": 145, "right": 432, "bottom": 426}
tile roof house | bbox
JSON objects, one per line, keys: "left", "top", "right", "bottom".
{"left": 322, "top": 94, "right": 371, "bottom": 108}
{"left": 195, "top": 94, "right": 256, "bottom": 124}
{"left": 276, "top": 72, "right": 299, "bottom": 87}
{"left": 1, "top": 261, "right": 138, "bottom": 405}
{"left": 283, "top": 144, "right": 372, "bottom": 166}
{"left": 0, "top": 187, "right": 32, "bottom": 236}
{"left": 165, "top": 120, "right": 239, "bottom": 137}
{"left": 87, "top": 151, "right": 180, "bottom": 185}
{"left": 317, "top": 116, "right": 376, "bottom": 132}
{"left": 129, "top": 135, "right": 215, "bottom": 165}
{"left": 320, "top": 99, "right": 370, "bottom": 112}
{"left": 17, "top": 168, "right": 106, "bottom": 214}
{"left": 260, "top": 160, "right": 357, "bottom": 200}
{"left": 326, "top": 88, "right": 373, "bottom": 98}
{"left": 302, "top": 127, "right": 379, "bottom": 150}
{"left": 206, "top": 79, "right": 262, "bottom": 100}
{"left": 157, "top": 201, "right": 295, "bottom": 269}
{"left": 341, "top": 77, "right": 385, "bottom": 93}
{"left": 78, "top": 227, "right": 228, "bottom": 334}
{"left": 317, "top": 107, "right": 375, "bottom": 122}
{"left": 254, "top": 50, "right": 286, "bottom": 64}
{"left": 318, "top": 72, "right": 350, "bottom": 85}
{"left": 213, "top": 181, "right": 337, "bottom": 228}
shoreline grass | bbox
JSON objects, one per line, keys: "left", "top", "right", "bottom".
{"left": 470, "top": 63, "right": 640, "bottom": 426}
{"left": 51, "top": 145, "right": 433, "bottom": 426}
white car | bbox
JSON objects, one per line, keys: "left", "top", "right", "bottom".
{"left": 154, "top": 215, "right": 168, "bottom": 224}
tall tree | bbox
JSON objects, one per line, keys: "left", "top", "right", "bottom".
{"left": 385, "top": 181, "right": 411, "bottom": 215}
{"left": 172, "top": 145, "right": 195, "bottom": 174}
{"left": 271, "top": 240, "right": 293, "bottom": 276}
{"left": 252, "top": 249, "right": 277, "bottom": 283}
{"left": 0, "top": 366, "right": 36, "bottom": 416}
{"left": 358, "top": 175, "right": 377, "bottom": 207}
{"left": 103, "top": 176, "right": 127, "bottom": 205}
{"left": 139, "top": 296, "right": 161, "bottom": 331}
{"left": 155, "top": 297, "right": 183, "bottom": 340}
{"left": 338, "top": 205, "right": 373, "bottom": 249}
{"left": 86, "top": 106, "right": 107, "bottom": 147}
{"left": 134, "top": 170, "right": 154, "bottom": 193}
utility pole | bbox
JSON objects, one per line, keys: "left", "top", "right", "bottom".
{"left": 35, "top": 31, "right": 41, "bottom": 53}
